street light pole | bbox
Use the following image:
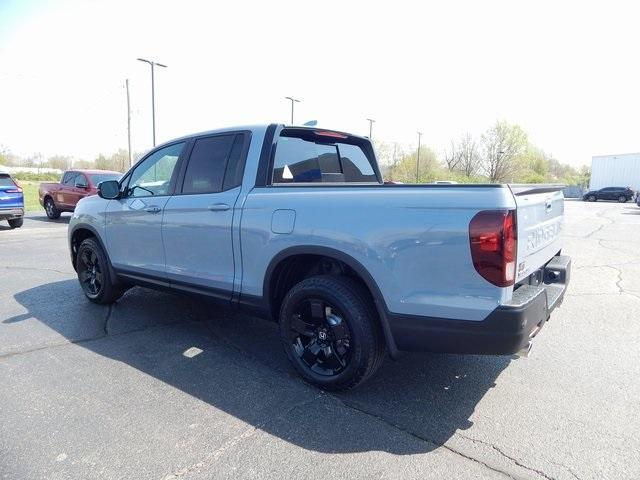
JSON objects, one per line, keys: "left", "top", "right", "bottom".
{"left": 366, "top": 118, "right": 375, "bottom": 139}
{"left": 416, "top": 131, "right": 423, "bottom": 183}
{"left": 285, "top": 96, "right": 301, "bottom": 124}
{"left": 125, "top": 79, "right": 132, "bottom": 168}
{"left": 137, "top": 58, "right": 167, "bottom": 146}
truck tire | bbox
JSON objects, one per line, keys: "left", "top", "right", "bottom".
{"left": 8, "top": 217, "right": 23, "bottom": 229}
{"left": 76, "top": 238, "right": 125, "bottom": 304}
{"left": 279, "top": 275, "right": 385, "bottom": 391}
{"left": 44, "top": 197, "right": 61, "bottom": 219}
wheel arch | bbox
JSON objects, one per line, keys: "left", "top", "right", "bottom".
{"left": 69, "top": 225, "right": 118, "bottom": 284}
{"left": 263, "top": 245, "right": 399, "bottom": 358}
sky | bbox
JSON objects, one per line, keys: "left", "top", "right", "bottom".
{"left": 0, "top": 0, "right": 638, "bottom": 167}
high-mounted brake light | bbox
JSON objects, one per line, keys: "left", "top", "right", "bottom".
{"left": 469, "top": 210, "right": 517, "bottom": 287}
{"left": 314, "top": 130, "right": 348, "bottom": 139}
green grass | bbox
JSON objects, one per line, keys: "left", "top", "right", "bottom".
{"left": 19, "top": 181, "right": 42, "bottom": 212}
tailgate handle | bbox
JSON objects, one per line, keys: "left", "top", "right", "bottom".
{"left": 545, "top": 199, "right": 552, "bottom": 213}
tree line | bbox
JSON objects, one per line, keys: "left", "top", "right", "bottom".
{"left": 2, "top": 120, "right": 589, "bottom": 186}
{"left": 0, "top": 147, "right": 138, "bottom": 175}
{"left": 377, "top": 120, "right": 590, "bottom": 186}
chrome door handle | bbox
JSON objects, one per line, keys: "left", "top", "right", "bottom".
{"left": 208, "top": 203, "right": 230, "bottom": 212}
{"left": 144, "top": 206, "right": 161, "bottom": 213}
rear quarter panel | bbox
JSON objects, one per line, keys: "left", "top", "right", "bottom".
{"left": 240, "top": 185, "right": 517, "bottom": 321}
{"left": 38, "top": 182, "right": 60, "bottom": 203}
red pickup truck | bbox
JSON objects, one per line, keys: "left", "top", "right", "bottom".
{"left": 39, "top": 169, "right": 121, "bottom": 219}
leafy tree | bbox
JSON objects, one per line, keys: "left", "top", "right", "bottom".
{"left": 94, "top": 149, "right": 128, "bottom": 172}
{"left": 387, "top": 146, "right": 439, "bottom": 183}
{"left": 47, "top": 155, "right": 73, "bottom": 171}
{"left": 0, "top": 146, "right": 18, "bottom": 167}
{"left": 480, "top": 121, "right": 528, "bottom": 182}
{"left": 457, "top": 133, "right": 481, "bottom": 178}
{"left": 443, "top": 140, "right": 462, "bottom": 171}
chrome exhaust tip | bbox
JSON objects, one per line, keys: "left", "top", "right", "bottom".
{"left": 516, "top": 342, "right": 532, "bottom": 358}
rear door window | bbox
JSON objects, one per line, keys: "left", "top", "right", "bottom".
{"left": 181, "top": 134, "right": 240, "bottom": 194}
{"left": 272, "top": 133, "right": 377, "bottom": 184}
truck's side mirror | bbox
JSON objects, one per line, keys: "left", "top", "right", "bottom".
{"left": 98, "top": 180, "right": 121, "bottom": 199}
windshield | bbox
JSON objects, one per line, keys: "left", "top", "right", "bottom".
{"left": 89, "top": 173, "right": 121, "bottom": 185}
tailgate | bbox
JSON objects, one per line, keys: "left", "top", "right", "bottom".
{"left": 510, "top": 185, "right": 564, "bottom": 283}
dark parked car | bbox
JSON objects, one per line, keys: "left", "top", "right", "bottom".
{"left": 582, "top": 187, "right": 634, "bottom": 203}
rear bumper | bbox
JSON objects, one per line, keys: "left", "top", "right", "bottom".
{"left": 389, "top": 255, "right": 571, "bottom": 355}
{"left": 0, "top": 207, "right": 24, "bottom": 220}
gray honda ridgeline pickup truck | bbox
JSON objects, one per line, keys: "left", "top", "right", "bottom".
{"left": 69, "top": 124, "right": 570, "bottom": 390}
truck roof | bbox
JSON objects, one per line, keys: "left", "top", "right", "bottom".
{"left": 154, "top": 124, "right": 368, "bottom": 150}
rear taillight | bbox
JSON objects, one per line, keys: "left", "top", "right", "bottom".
{"left": 6, "top": 179, "right": 22, "bottom": 193}
{"left": 469, "top": 210, "right": 517, "bottom": 287}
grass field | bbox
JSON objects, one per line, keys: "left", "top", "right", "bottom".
{"left": 19, "top": 181, "right": 42, "bottom": 212}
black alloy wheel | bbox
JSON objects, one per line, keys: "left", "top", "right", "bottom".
{"left": 279, "top": 275, "right": 385, "bottom": 391}
{"left": 75, "top": 238, "right": 126, "bottom": 304}
{"left": 78, "top": 246, "right": 103, "bottom": 298}
{"left": 289, "top": 298, "right": 352, "bottom": 376}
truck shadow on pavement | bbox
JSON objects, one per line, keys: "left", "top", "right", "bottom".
{"left": 26, "top": 214, "right": 71, "bottom": 224}
{"left": 8, "top": 279, "right": 511, "bottom": 455}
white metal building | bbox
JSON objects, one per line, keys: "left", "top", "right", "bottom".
{"left": 590, "top": 153, "right": 640, "bottom": 191}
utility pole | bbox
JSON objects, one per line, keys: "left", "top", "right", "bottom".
{"left": 137, "top": 58, "right": 167, "bottom": 146}
{"left": 366, "top": 118, "right": 375, "bottom": 139}
{"left": 416, "top": 131, "right": 423, "bottom": 183}
{"left": 125, "top": 79, "right": 132, "bottom": 168}
{"left": 285, "top": 96, "right": 301, "bottom": 124}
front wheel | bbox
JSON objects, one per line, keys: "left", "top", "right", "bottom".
{"left": 587, "top": 195, "right": 597, "bottom": 202}
{"left": 76, "top": 238, "right": 125, "bottom": 304}
{"left": 44, "top": 197, "right": 61, "bottom": 219}
{"left": 279, "top": 275, "right": 385, "bottom": 391}
{"left": 618, "top": 195, "right": 627, "bottom": 203}
{"left": 8, "top": 217, "right": 23, "bottom": 229}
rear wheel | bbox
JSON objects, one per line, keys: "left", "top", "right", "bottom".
{"left": 279, "top": 275, "right": 385, "bottom": 391}
{"left": 44, "top": 197, "right": 61, "bottom": 219}
{"left": 8, "top": 217, "right": 23, "bottom": 229}
{"left": 618, "top": 195, "right": 627, "bottom": 203}
{"left": 76, "top": 238, "right": 125, "bottom": 304}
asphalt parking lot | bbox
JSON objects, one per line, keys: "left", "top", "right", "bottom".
{"left": 1, "top": 200, "right": 639, "bottom": 480}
